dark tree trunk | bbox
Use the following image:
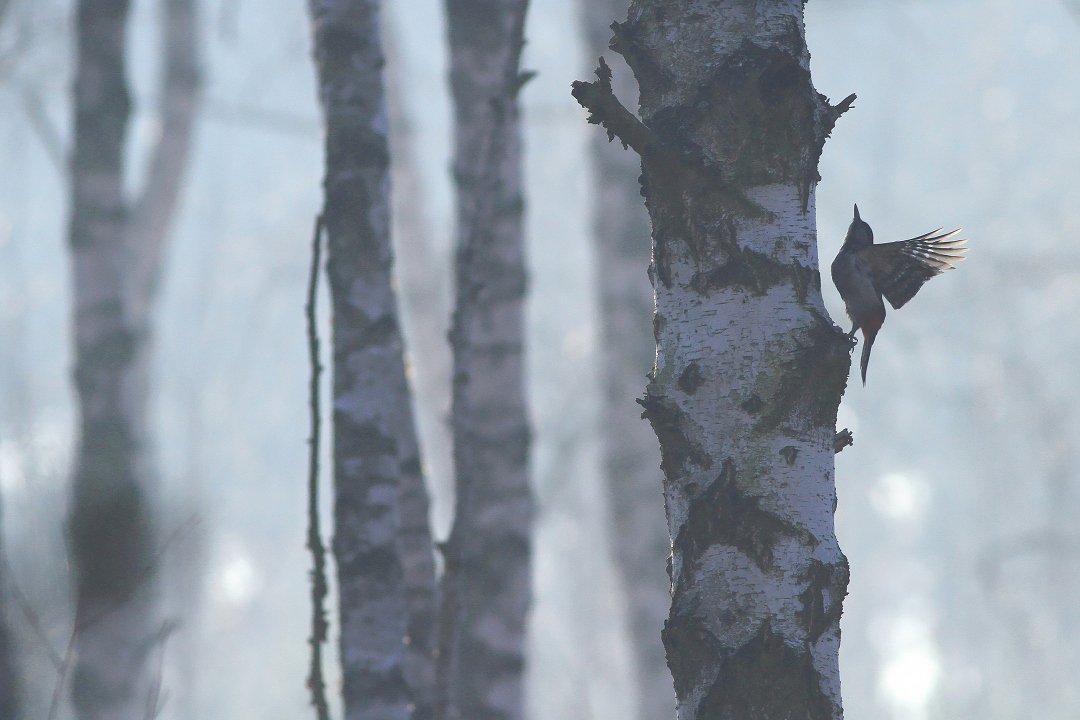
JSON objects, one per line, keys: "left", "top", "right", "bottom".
{"left": 67, "top": 0, "right": 200, "bottom": 716}
{"left": 435, "top": 2, "right": 533, "bottom": 720}
{"left": 573, "top": 2, "right": 854, "bottom": 718}
{"left": 308, "top": 1, "right": 433, "bottom": 718}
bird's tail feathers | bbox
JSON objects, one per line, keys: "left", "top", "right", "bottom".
{"left": 859, "top": 320, "right": 881, "bottom": 385}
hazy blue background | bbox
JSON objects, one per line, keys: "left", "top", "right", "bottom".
{"left": 2, "top": 0, "right": 1079, "bottom": 718}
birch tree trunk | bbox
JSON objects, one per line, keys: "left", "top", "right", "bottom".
{"left": 579, "top": 2, "right": 672, "bottom": 719}
{"left": 436, "top": 2, "right": 532, "bottom": 719}
{"left": 308, "top": 2, "right": 433, "bottom": 718}
{"left": 573, "top": 3, "right": 854, "bottom": 718}
{"left": 67, "top": 0, "right": 199, "bottom": 717}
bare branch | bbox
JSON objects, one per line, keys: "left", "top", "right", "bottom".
{"left": 304, "top": 215, "right": 331, "bottom": 720}
{"left": 822, "top": 92, "right": 857, "bottom": 140}
{"left": 833, "top": 428, "right": 854, "bottom": 454}
{"left": 571, "top": 57, "right": 659, "bottom": 156}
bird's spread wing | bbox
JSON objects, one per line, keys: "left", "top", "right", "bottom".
{"left": 857, "top": 228, "right": 967, "bottom": 309}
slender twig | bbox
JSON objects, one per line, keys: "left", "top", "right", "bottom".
{"left": 44, "top": 516, "right": 198, "bottom": 720}
{"left": 144, "top": 621, "right": 176, "bottom": 720}
{"left": 305, "top": 214, "right": 331, "bottom": 720}
{"left": 2, "top": 553, "right": 64, "bottom": 670}
{"left": 46, "top": 622, "right": 78, "bottom": 720}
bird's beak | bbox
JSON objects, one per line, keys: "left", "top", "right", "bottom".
{"left": 853, "top": 203, "right": 860, "bottom": 221}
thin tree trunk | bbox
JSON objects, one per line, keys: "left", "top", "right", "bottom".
{"left": 67, "top": 0, "right": 200, "bottom": 716}
{"left": 308, "top": 1, "right": 431, "bottom": 718}
{"left": 435, "top": 2, "right": 532, "bottom": 719}
{"left": 579, "top": 2, "right": 672, "bottom": 719}
{"left": 67, "top": 1, "right": 156, "bottom": 717}
{"left": 573, "top": 2, "right": 853, "bottom": 718}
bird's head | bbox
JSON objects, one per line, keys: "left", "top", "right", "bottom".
{"left": 844, "top": 203, "right": 874, "bottom": 248}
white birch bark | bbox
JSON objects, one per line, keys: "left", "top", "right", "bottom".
{"left": 573, "top": 2, "right": 853, "bottom": 717}
{"left": 308, "top": 1, "right": 431, "bottom": 718}
{"left": 436, "top": 2, "right": 532, "bottom": 719}
{"left": 579, "top": 2, "right": 673, "bottom": 719}
{"left": 67, "top": 0, "right": 200, "bottom": 717}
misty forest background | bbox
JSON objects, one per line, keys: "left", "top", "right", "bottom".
{"left": 3, "top": 0, "right": 1080, "bottom": 718}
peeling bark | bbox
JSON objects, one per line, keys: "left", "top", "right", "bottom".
{"left": 574, "top": 2, "right": 852, "bottom": 718}
{"left": 435, "top": 2, "right": 533, "bottom": 720}
{"left": 308, "top": 1, "right": 431, "bottom": 718}
{"left": 579, "top": 2, "right": 672, "bottom": 719}
{"left": 67, "top": 0, "right": 200, "bottom": 717}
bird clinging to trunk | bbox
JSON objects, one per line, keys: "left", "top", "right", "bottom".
{"left": 831, "top": 204, "right": 967, "bottom": 384}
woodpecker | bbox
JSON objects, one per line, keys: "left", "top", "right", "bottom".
{"left": 831, "top": 204, "right": 966, "bottom": 384}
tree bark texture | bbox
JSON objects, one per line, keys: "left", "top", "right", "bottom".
{"left": 579, "top": 2, "right": 673, "bottom": 719}
{"left": 67, "top": 0, "right": 200, "bottom": 717}
{"left": 308, "top": 2, "right": 433, "bottom": 718}
{"left": 574, "top": 3, "right": 853, "bottom": 718}
{"left": 436, "top": 2, "right": 532, "bottom": 720}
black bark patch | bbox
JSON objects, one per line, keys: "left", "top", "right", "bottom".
{"left": 792, "top": 260, "right": 819, "bottom": 303}
{"left": 756, "top": 318, "right": 851, "bottom": 432}
{"left": 797, "top": 557, "right": 850, "bottom": 643}
{"left": 677, "top": 363, "right": 703, "bottom": 394}
{"left": 652, "top": 311, "right": 666, "bottom": 339}
{"left": 648, "top": 39, "right": 821, "bottom": 191}
{"left": 331, "top": 541, "right": 401, "bottom": 578}
{"left": 779, "top": 446, "right": 799, "bottom": 466}
{"left": 637, "top": 389, "right": 711, "bottom": 474}
{"left": 336, "top": 421, "right": 398, "bottom": 457}
{"left": 357, "top": 313, "right": 398, "bottom": 350}
{"left": 688, "top": 263, "right": 737, "bottom": 295}
{"left": 740, "top": 394, "right": 765, "bottom": 415}
{"left": 662, "top": 608, "right": 726, "bottom": 702}
{"left": 341, "top": 665, "right": 409, "bottom": 717}
{"left": 673, "top": 459, "right": 811, "bottom": 580}
{"left": 688, "top": 247, "right": 816, "bottom": 299}
{"left": 697, "top": 621, "right": 836, "bottom": 720}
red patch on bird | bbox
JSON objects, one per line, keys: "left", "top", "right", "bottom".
{"left": 859, "top": 313, "right": 882, "bottom": 340}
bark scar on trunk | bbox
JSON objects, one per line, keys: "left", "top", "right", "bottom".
{"left": 572, "top": 57, "right": 767, "bottom": 221}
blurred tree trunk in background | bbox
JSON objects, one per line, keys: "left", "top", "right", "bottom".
{"left": 578, "top": 2, "right": 672, "bottom": 719}
{"left": 574, "top": 1, "right": 852, "bottom": 717}
{"left": 435, "top": 2, "right": 532, "bottom": 719}
{"left": 0, "top": 531, "right": 17, "bottom": 719}
{"left": 0, "top": 1, "right": 10, "bottom": 702}
{"left": 67, "top": 0, "right": 199, "bottom": 717}
{"left": 308, "top": 1, "right": 435, "bottom": 718}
